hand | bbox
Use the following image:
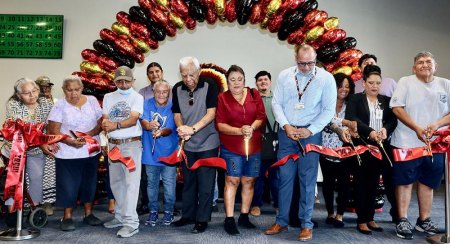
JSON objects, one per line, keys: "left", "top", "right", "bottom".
{"left": 148, "top": 121, "right": 160, "bottom": 131}
{"left": 338, "top": 128, "right": 351, "bottom": 143}
{"left": 241, "top": 125, "right": 253, "bottom": 139}
{"left": 177, "top": 125, "right": 194, "bottom": 138}
{"left": 102, "top": 119, "right": 117, "bottom": 132}
{"left": 378, "top": 128, "right": 387, "bottom": 140}
{"left": 284, "top": 125, "right": 299, "bottom": 141}
{"left": 414, "top": 127, "right": 429, "bottom": 144}
{"left": 369, "top": 130, "right": 379, "bottom": 141}
{"left": 66, "top": 137, "right": 86, "bottom": 148}
{"left": 425, "top": 123, "right": 439, "bottom": 139}
{"left": 152, "top": 129, "right": 162, "bottom": 138}
{"left": 298, "top": 128, "right": 312, "bottom": 139}
{"left": 347, "top": 120, "right": 358, "bottom": 134}
{"left": 40, "top": 144, "right": 59, "bottom": 156}
{"left": 101, "top": 146, "right": 108, "bottom": 156}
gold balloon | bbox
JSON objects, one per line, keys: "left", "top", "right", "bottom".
{"left": 155, "top": 0, "right": 168, "bottom": 9}
{"left": 215, "top": 0, "right": 225, "bottom": 16}
{"left": 324, "top": 17, "right": 339, "bottom": 31}
{"left": 305, "top": 26, "right": 324, "bottom": 43}
{"left": 111, "top": 22, "right": 130, "bottom": 36}
{"left": 266, "top": 0, "right": 281, "bottom": 16}
{"left": 80, "top": 61, "right": 104, "bottom": 74}
{"left": 332, "top": 66, "right": 352, "bottom": 76}
{"left": 260, "top": 17, "right": 269, "bottom": 29}
{"left": 169, "top": 12, "right": 185, "bottom": 29}
{"left": 130, "top": 36, "right": 150, "bottom": 53}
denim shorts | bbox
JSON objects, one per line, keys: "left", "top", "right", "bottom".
{"left": 221, "top": 146, "right": 260, "bottom": 177}
{"left": 392, "top": 153, "right": 444, "bottom": 189}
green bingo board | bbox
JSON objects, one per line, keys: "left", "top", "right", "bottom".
{"left": 0, "top": 14, "right": 64, "bottom": 59}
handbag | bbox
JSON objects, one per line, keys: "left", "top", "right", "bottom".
{"left": 261, "top": 118, "right": 279, "bottom": 161}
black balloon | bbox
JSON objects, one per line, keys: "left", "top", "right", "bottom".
{"left": 236, "top": 0, "right": 253, "bottom": 25}
{"left": 337, "top": 37, "right": 357, "bottom": 51}
{"left": 93, "top": 39, "right": 117, "bottom": 57}
{"left": 317, "top": 43, "right": 341, "bottom": 63}
{"left": 146, "top": 20, "right": 166, "bottom": 41}
{"left": 299, "top": 0, "right": 318, "bottom": 15}
{"left": 188, "top": 0, "right": 206, "bottom": 22}
{"left": 129, "top": 6, "right": 150, "bottom": 24}
{"left": 277, "top": 28, "right": 291, "bottom": 41}
{"left": 112, "top": 53, "right": 135, "bottom": 69}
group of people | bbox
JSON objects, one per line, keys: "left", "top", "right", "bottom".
{"left": 1, "top": 44, "right": 449, "bottom": 242}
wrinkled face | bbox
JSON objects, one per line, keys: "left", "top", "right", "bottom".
{"left": 154, "top": 85, "right": 170, "bottom": 106}
{"left": 18, "top": 83, "right": 39, "bottom": 105}
{"left": 255, "top": 75, "right": 271, "bottom": 93}
{"left": 39, "top": 85, "right": 53, "bottom": 98}
{"left": 364, "top": 74, "right": 382, "bottom": 97}
{"left": 115, "top": 79, "right": 134, "bottom": 91}
{"left": 413, "top": 56, "right": 436, "bottom": 80}
{"left": 227, "top": 71, "right": 245, "bottom": 95}
{"left": 360, "top": 58, "right": 376, "bottom": 73}
{"left": 180, "top": 64, "right": 200, "bottom": 91}
{"left": 296, "top": 49, "right": 316, "bottom": 74}
{"left": 337, "top": 78, "right": 350, "bottom": 101}
{"left": 147, "top": 66, "right": 163, "bottom": 84}
{"left": 63, "top": 81, "right": 83, "bottom": 105}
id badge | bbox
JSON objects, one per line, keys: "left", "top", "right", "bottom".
{"left": 375, "top": 109, "right": 383, "bottom": 119}
{"left": 295, "top": 103, "right": 305, "bottom": 110}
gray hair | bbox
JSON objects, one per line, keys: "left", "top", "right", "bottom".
{"left": 14, "top": 77, "right": 37, "bottom": 94}
{"left": 153, "top": 80, "right": 171, "bottom": 91}
{"left": 414, "top": 51, "right": 434, "bottom": 64}
{"left": 179, "top": 56, "right": 200, "bottom": 71}
{"left": 62, "top": 75, "right": 83, "bottom": 90}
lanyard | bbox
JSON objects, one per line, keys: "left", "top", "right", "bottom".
{"left": 295, "top": 69, "right": 317, "bottom": 102}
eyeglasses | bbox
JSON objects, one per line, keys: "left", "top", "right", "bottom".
{"left": 20, "top": 88, "right": 39, "bottom": 97}
{"left": 297, "top": 61, "right": 316, "bottom": 67}
{"left": 188, "top": 91, "right": 194, "bottom": 106}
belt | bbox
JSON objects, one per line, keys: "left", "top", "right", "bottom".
{"left": 108, "top": 136, "right": 141, "bottom": 145}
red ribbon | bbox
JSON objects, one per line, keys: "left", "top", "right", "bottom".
{"left": 305, "top": 144, "right": 383, "bottom": 160}
{"left": 392, "top": 127, "right": 450, "bottom": 162}
{"left": 270, "top": 154, "right": 300, "bottom": 168}
{"left": 1, "top": 119, "right": 68, "bottom": 211}
{"left": 159, "top": 149, "right": 227, "bottom": 171}
{"left": 107, "top": 146, "right": 136, "bottom": 171}
{"left": 74, "top": 131, "right": 101, "bottom": 155}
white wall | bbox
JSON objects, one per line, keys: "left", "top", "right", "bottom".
{"left": 1, "top": 0, "right": 450, "bottom": 121}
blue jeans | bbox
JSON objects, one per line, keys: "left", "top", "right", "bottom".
{"left": 275, "top": 130, "right": 321, "bottom": 229}
{"left": 146, "top": 165, "right": 176, "bottom": 212}
{"left": 252, "top": 159, "right": 279, "bottom": 208}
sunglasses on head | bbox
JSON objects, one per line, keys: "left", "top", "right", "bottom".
{"left": 188, "top": 91, "right": 194, "bottom": 106}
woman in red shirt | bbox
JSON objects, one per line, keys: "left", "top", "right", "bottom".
{"left": 216, "top": 65, "right": 266, "bottom": 235}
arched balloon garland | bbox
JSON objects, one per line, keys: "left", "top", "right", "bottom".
{"left": 72, "top": 0, "right": 363, "bottom": 101}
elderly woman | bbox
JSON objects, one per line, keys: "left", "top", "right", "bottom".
{"left": 345, "top": 65, "right": 397, "bottom": 235}
{"left": 1, "top": 78, "right": 55, "bottom": 213}
{"left": 141, "top": 81, "right": 178, "bottom": 227}
{"left": 216, "top": 65, "right": 266, "bottom": 235}
{"left": 47, "top": 75, "right": 103, "bottom": 231}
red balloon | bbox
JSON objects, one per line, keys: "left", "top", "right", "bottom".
{"left": 279, "top": 0, "right": 305, "bottom": 16}
{"left": 151, "top": 7, "right": 170, "bottom": 27}
{"left": 303, "top": 10, "right": 328, "bottom": 30}
{"left": 323, "top": 61, "right": 339, "bottom": 72}
{"left": 171, "top": 0, "right": 189, "bottom": 18}
{"left": 73, "top": 71, "right": 116, "bottom": 91}
{"left": 351, "top": 71, "right": 362, "bottom": 81}
{"left": 338, "top": 48, "right": 363, "bottom": 65}
{"left": 206, "top": 8, "right": 218, "bottom": 24}
{"left": 321, "top": 29, "right": 346, "bottom": 44}
{"left": 81, "top": 49, "right": 99, "bottom": 62}
{"left": 287, "top": 28, "right": 304, "bottom": 45}
{"left": 138, "top": 0, "right": 154, "bottom": 13}
{"left": 100, "top": 29, "right": 118, "bottom": 43}
{"left": 146, "top": 37, "right": 159, "bottom": 49}
{"left": 116, "top": 11, "right": 131, "bottom": 27}
{"left": 185, "top": 16, "right": 197, "bottom": 30}
{"left": 340, "top": 56, "right": 359, "bottom": 67}
{"left": 130, "top": 22, "right": 151, "bottom": 40}
{"left": 225, "top": 0, "right": 237, "bottom": 22}
{"left": 267, "top": 14, "right": 283, "bottom": 33}
{"left": 165, "top": 24, "right": 177, "bottom": 37}
{"left": 98, "top": 56, "right": 119, "bottom": 72}
{"left": 248, "top": 1, "right": 266, "bottom": 24}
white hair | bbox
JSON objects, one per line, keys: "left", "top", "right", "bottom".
{"left": 153, "top": 80, "right": 171, "bottom": 91}
{"left": 14, "top": 77, "right": 37, "bottom": 94}
{"left": 62, "top": 75, "right": 83, "bottom": 89}
{"left": 179, "top": 56, "right": 200, "bottom": 70}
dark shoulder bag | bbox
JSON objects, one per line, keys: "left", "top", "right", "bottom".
{"left": 261, "top": 118, "right": 279, "bottom": 161}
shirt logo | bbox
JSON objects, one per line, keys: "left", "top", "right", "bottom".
{"left": 109, "top": 101, "right": 131, "bottom": 121}
{"left": 119, "top": 69, "right": 126, "bottom": 76}
{"left": 440, "top": 94, "right": 447, "bottom": 103}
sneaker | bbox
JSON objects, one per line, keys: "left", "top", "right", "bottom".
{"left": 162, "top": 211, "right": 174, "bottom": 226}
{"left": 396, "top": 218, "right": 413, "bottom": 240}
{"left": 83, "top": 214, "right": 103, "bottom": 226}
{"left": 104, "top": 218, "right": 123, "bottom": 229}
{"left": 145, "top": 211, "right": 158, "bottom": 227}
{"left": 250, "top": 206, "right": 261, "bottom": 217}
{"left": 415, "top": 217, "right": 438, "bottom": 235}
{"left": 117, "top": 225, "right": 139, "bottom": 238}
{"left": 60, "top": 218, "right": 75, "bottom": 231}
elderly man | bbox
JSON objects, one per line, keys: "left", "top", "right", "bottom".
{"left": 250, "top": 70, "right": 279, "bottom": 217}
{"left": 266, "top": 44, "right": 336, "bottom": 242}
{"left": 171, "top": 56, "right": 220, "bottom": 234}
{"left": 35, "top": 75, "right": 56, "bottom": 102}
{"left": 354, "top": 54, "right": 397, "bottom": 96}
{"left": 101, "top": 66, "right": 144, "bottom": 238}
{"left": 390, "top": 51, "right": 450, "bottom": 240}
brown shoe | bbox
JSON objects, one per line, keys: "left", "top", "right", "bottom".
{"left": 264, "top": 223, "right": 288, "bottom": 235}
{"left": 250, "top": 206, "right": 261, "bottom": 217}
{"left": 298, "top": 228, "right": 313, "bottom": 241}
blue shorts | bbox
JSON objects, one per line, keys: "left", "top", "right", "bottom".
{"left": 221, "top": 146, "right": 260, "bottom": 178}
{"left": 392, "top": 153, "right": 444, "bottom": 189}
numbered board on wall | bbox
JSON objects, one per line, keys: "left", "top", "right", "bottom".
{"left": 0, "top": 14, "right": 64, "bottom": 59}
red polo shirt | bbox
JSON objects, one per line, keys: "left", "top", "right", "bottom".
{"left": 216, "top": 88, "right": 266, "bottom": 155}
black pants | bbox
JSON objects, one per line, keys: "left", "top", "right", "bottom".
{"left": 320, "top": 156, "right": 351, "bottom": 216}
{"left": 138, "top": 167, "right": 149, "bottom": 207}
{"left": 353, "top": 152, "right": 382, "bottom": 224}
{"left": 380, "top": 153, "right": 397, "bottom": 220}
{"left": 181, "top": 148, "right": 218, "bottom": 222}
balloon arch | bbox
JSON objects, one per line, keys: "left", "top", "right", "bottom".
{"left": 73, "top": 0, "right": 363, "bottom": 100}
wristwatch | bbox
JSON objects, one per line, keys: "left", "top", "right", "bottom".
{"left": 116, "top": 122, "right": 122, "bottom": 129}
{"left": 192, "top": 126, "right": 197, "bottom": 134}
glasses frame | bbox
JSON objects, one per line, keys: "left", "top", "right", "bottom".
{"left": 188, "top": 91, "right": 194, "bottom": 106}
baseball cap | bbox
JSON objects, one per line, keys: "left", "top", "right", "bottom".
{"left": 35, "top": 76, "right": 54, "bottom": 86}
{"left": 114, "top": 66, "right": 134, "bottom": 82}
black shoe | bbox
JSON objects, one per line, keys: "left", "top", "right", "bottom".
{"left": 5, "top": 212, "right": 17, "bottom": 228}
{"left": 312, "top": 220, "right": 319, "bottom": 229}
{"left": 60, "top": 218, "right": 76, "bottom": 231}
{"left": 83, "top": 214, "right": 103, "bottom": 226}
{"left": 325, "top": 217, "right": 335, "bottom": 225}
{"left": 191, "top": 221, "right": 207, "bottom": 234}
{"left": 173, "top": 218, "right": 194, "bottom": 227}
{"left": 212, "top": 204, "right": 219, "bottom": 212}
{"left": 137, "top": 205, "right": 149, "bottom": 216}
{"left": 238, "top": 213, "right": 256, "bottom": 229}
{"left": 224, "top": 217, "right": 240, "bottom": 236}
{"left": 333, "top": 219, "right": 345, "bottom": 228}
{"left": 357, "top": 225, "right": 372, "bottom": 235}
